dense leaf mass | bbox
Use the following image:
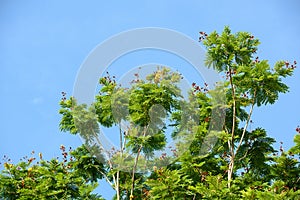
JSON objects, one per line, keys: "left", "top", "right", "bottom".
{"left": 1, "top": 27, "right": 299, "bottom": 200}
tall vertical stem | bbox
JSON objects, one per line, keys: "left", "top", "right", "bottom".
{"left": 130, "top": 126, "right": 148, "bottom": 199}
{"left": 130, "top": 146, "right": 142, "bottom": 200}
{"left": 115, "top": 123, "right": 124, "bottom": 200}
{"left": 228, "top": 67, "right": 236, "bottom": 188}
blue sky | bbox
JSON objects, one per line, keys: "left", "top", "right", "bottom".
{"left": 1, "top": 0, "right": 300, "bottom": 199}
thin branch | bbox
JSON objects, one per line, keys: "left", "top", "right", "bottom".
{"left": 91, "top": 128, "right": 118, "bottom": 196}
{"left": 238, "top": 148, "right": 250, "bottom": 161}
{"left": 228, "top": 68, "right": 236, "bottom": 155}
{"left": 119, "top": 122, "right": 123, "bottom": 155}
{"left": 227, "top": 140, "right": 231, "bottom": 153}
{"left": 115, "top": 122, "right": 125, "bottom": 200}
{"left": 235, "top": 91, "right": 256, "bottom": 154}
{"left": 228, "top": 67, "right": 236, "bottom": 188}
{"left": 98, "top": 170, "right": 114, "bottom": 187}
{"left": 130, "top": 125, "right": 149, "bottom": 199}
{"left": 116, "top": 171, "right": 120, "bottom": 200}
{"left": 224, "top": 126, "right": 231, "bottom": 151}
{"left": 130, "top": 145, "right": 142, "bottom": 199}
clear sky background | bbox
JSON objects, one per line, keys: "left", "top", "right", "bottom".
{"left": 1, "top": 1, "right": 300, "bottom": 199}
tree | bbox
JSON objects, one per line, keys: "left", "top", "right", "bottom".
{"left": 201, "top": 26, "right": 295, "bottom": 187}
{"left": 144, "top": 27, "right": 299, "bottom": 199}
{"left": 0, "top": 145, "right": 104, "bottom": 199}
{"left": 1, "top": 27, "right": 299, "bottom": 200}
{"left": 58, "top": 27, "right": 299, "bottom": 199}
{"left": 59, "top": 67, "right": 183, "bottom": 199}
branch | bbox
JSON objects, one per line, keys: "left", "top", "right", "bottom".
{"left": 91, "top": 128, "right": 118, "bottom": 192}
{"left": 225, "top": 126, "right": 231, "bottom": 150}
{"left": 98, "top": 169, "right": 114, "bottom": 187}
{"left": 227, "top": 66, "right": 237, "bottom": 189}
{"left": 228, "top": 68, "right": 236, "bottom": 156}
{"left": 130, "top": 125, "right": 149, "bottom": 199}
{"left": 119, "top": 123, "right": 123, "bottom": 155}
{"left": 238, "top": 148, "right": 250, "bottom": 161}
{"left": 193, "top": 194, "right": 196, "bottom": 200}
{"left": 130, "top": 145, "right": 142, "bottom": 199}
{"left": 235, "top": 91, "right": 256, "bottom": 154}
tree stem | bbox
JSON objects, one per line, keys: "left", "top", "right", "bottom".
{"left": 130, "top": 125, "right": 148, "bottom": 199}
{"left": 236, "top": 92, "right": 256, "bottom": 154}
{"left": 228, "top": 67, "right": 236, "bottom": 188}
{"left": 130, "top": 146, "right": 142, "bottom": 200}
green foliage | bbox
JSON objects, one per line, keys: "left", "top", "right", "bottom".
{"left": 203, "top": 26, "right": 260, "bottom": 71}
{"left": 69, "top": 145, "right": 105, "bottom": 183}
{"left": 143, "top": 27, "right": 297, "bottom": 199}
{"left": 233, "top": 60, "right": 292, "bottom": 106}
{"left": 146, "top": 168, "right": 193, "bottom": 199}
{"left": 270, "top": 152, "right": 300, "bottom": 191}
{"left": 0, "top": 146, "right": 104, "bottom": 200}
{"left": 59, "top": 96, "right": 78, "bottom": 134}
{"left": 289, "top": 134, "right": 300, "bottom": 155}
{"left": 94, "top": 75, "right": 121, "bottom": 127}
{"left": 203, "top": 26, "right": 293, "bottom": 107}
{"left": 199, "top": 26, "right": 295, "bottom": 190}
{"left": 2, "top": 27, "right": 298, "bottom": 200}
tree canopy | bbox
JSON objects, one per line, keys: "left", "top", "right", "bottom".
{"left": 1, "top": 27, "right": 299, "bottom": 200}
